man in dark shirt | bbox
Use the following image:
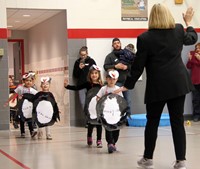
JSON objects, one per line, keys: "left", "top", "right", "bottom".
{"left": 104, "top": 38, "right": 132, "bottom": 117}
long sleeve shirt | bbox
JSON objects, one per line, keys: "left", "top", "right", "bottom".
{"left": 186, "top": 54, "right": 200, "bottom": 84}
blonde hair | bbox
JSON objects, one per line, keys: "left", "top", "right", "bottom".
{"left": 148, "top": 3, "right": 175, "bottom": 29}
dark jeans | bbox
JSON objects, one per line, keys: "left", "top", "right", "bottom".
{"left": 87, "top": 124, "right": 102, "bottom": 141}
{"left": 192, "top": 84, "right": 200, "bottom": 117}
{"left": 20, "top": 119, "right": 34, "bottom": 135}
{"left": 144, "top": 95, "right": 186, "bottom": 161}
{"left": 10, "top": 110, "right": 16, "bottom": 122}
{"left": 105, "top": 129, "right": 120, "bottom": 145}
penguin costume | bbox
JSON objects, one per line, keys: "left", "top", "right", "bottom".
{"left": 33, "top": 77, "right": 60, "bottom": 128}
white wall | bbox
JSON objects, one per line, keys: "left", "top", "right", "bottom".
{"left": 3, "top": 0, "right": 200, "bottom": 29}
{"left": 27, "top": 11, "right": 69, "bottom": 126}
{"left": 0, "top": 1, "right": 7, "bottom": 28}
{"left": 87, "top": 38, "right": 137, "bottom": 81}
{"left": 28, "top": 12, "right": 67, "bottom": 69}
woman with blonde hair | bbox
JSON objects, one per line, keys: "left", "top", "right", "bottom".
{"left": 115, "top": 3, "right": 197, "bottom": 169}
{"left": 148, "top": 3, "right": 176, "bottom": 29}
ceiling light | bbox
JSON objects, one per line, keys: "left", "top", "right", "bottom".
{"left": 15, "top": 20, "right": 20, "bottom": 23}
{"left": 23, "top": 14, "right": 31, "bottom": 17}
{"left": 7, "top": 25, "right": 13, "bottom": 28}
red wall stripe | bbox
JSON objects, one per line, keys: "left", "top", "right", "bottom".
{"left": 68, "top": 28, "right": 200, "bottom": 38}
{"left": 2, "top": 28, "right": 200, "bottom": 39}
{"left": 0, "top": 28, "right": 8, "bottom": 39}
{"left": 37, "top": 66, "right": 68, "bottom": 74}
{"left": 68, "top": 28, "right": 147, "bottom": 38}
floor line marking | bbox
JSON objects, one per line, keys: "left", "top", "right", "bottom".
{"left": 0, "top": 149, "right": 30, "bottom": 169}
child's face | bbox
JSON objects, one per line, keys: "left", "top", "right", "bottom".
{"left": 9, "top": 77, "right": 14, "bottom": 86}
{"left": 24, "top": 78, "right": 33, "bottom": 88}
{"left": 106, "top": 77, "right": 117, "bottom": 87}
{"left": 41, "top": 82, "right": 50, "bottom": 92}
{"left": 90, "top": 70, "right": 100, "bottom": 82}
{"left": 195, "top": 45, "right": 200, "bottom": 53}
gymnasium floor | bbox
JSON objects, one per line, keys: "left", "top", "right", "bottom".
{"left": 0, "top": 121, "right": 199, "bottom": 169}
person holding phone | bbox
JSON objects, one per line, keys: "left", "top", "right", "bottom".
{"left": 73, "top": 46, "right": 96, "bottom": 127}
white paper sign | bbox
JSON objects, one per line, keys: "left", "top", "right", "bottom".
{"left": 36, "top": 100, "right": 54, "bottom": 124}
{"left": 103, "top": 97, "right": 121, "bottom": 124}
{"left": 88, "top": 96, "right": 97, "bottom": 119}
{"left": 22, "top": 99, "right": 33, "bottom": 119}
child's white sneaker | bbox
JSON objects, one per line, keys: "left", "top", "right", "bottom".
{"left": 173, "top": 160, "right": 186, "bottom": 169}
{"left": 137, "top": 157, "right": 154, "bottom": 169}
{"left": 38, "top": 131, "right": 43, "bottom": 139}
{"left": 46, "top": 134, "right": 52, "bottom": 140}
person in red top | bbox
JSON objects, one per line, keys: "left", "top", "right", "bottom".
{"left": 187, "top": 43, "right": 200, "bottom": 122}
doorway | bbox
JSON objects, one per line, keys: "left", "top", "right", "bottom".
{"left": 6, "top": 8, "right": 69, "bottom": 127}
{"left": 8, "top": 39, "right": 24, "bottom": 84}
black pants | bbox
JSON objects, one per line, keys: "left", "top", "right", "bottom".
{"left": 192, "top": 84, "right": 200, "bottom": 116}
{"left": 87, "top": 124, "right": 102, "bottom": 141}
{"left": 10, "top": 110, "right": 16, "bottom": 122}
{"left": 144, "top": 95, "right": 186, "bottom": 161}
{"left": 20, "top": 119, "right": 34, "bottom": 135}
{"left": 105, "top": 129, "right": 120, "bottom": 145}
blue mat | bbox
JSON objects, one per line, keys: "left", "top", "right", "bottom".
{"left": 127, "top": 113, "right": 170, "bottom": 127}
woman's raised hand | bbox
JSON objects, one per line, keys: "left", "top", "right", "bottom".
{"left": 183, "top": 7, "right": 194, "bottom": 27}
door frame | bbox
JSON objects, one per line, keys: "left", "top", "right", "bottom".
{"left": 8, "top": 39, "right": 25, "bottom": 75}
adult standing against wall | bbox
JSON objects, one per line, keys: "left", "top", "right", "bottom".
{"left": 114, "top": 4, "right": 197, "bottom": 169}
{"left": 104, "top": 38, "right": 132, "bottom": 117}
{"left": 186, "top": 43, "right": 200, "bottom": 122}
{"left": 73, "top": 46, "right": 96, "bottom": 126}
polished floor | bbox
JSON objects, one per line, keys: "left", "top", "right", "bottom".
{"left": 0, "top": 121, "right": 200, "bottom": 169}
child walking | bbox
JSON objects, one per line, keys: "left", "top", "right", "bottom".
{"left": 5, "top": 73, "right": 38, "bottom": 138}
{"left": 64, "top": 65, "right": 103, "bottom": 148}
{"left": 33, "top": 77, "right": 60, "bottom": 140}
{"left": 96, "top": 70, "right": 123, "bottom": 153}
{"left": 115, "top": 43, "right": 136, "bottom": 65}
